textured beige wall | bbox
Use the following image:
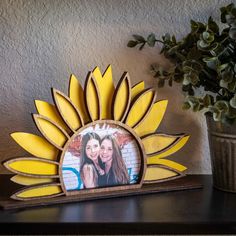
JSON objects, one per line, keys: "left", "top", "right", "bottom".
{"left": 0, "top": 0, "right": 232, "bottom": 174}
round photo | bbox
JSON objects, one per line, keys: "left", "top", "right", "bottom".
{"left": 61, "top": 122, "right": 142, "bottom": 191}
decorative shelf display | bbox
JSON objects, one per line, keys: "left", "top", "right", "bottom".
{"left": 1, "top": 65, "right": 199, "bottom": 209}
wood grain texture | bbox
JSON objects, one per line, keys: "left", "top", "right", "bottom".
{"left": 0, "top": 175, "right": 202, "bottom": 210}
{"left": 59, "top": 120, "right": 146, "bottom": 196}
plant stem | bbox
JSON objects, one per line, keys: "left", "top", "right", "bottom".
{"left": 155, "top": 40, "right": 164, "bottom": 44}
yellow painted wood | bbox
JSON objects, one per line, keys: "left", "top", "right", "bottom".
{"left": 54, "top": 90, "right": 82, "bottom": 131}
{"left": 131, "top": 81, "right": 145, "bottom": 99}
{"left": 142, "top": 134, "right": 180, "bottom": 155}
{"left": 144, "top": 166, "right": 178, "bottom": 181}
{"left": 69, "top": 74, "right": 89, "bottom": 123}
{"left": 86, "top": 75, "right": 100, "bottom": 120}
{"left": 35, "top": 116, "right": 68, "bottom": 148}
{"left": 147, "top": 135, "right": 190, "bottom": 160}
{"left": 93, "top": 65, "right": 114, "bottom": 119}
{"left": 5, "top": 158, "right": 58, "bottom": 176}
{"left": 13, "top": 185, "right": 62, "bottom": 199}
{"left": 11, "top": 175, "right": 54, "bottom": 186}
{"left": 125, "top": 89, "right": 155, "bottom": 128}
{"left": 35, "top": 100, "right": 69, "bottom": 132}
{"left": 147, "top": 159, "right": 187, "bottom": 172}
{"left": 113, "top": 74, "right": 130, "bottom": 121}
{"left": 134, "top": 100, "right": 168, "bottom": 137}
{"left": 11, "top": 133, "right": 59, "bottom": 160}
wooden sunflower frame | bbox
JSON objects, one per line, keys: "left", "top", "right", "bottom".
{"left": 1, "top": 65, "right": 199, "bottom": 209}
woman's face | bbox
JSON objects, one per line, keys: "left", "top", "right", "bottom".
{"left": 85, "top": 138, "right": 100, "bottom": 161}
{"left": 100, "top": 139, "right": 113, "bottom": 163}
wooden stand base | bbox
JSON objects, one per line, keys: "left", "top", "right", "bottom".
{"left": 0, "top": 175, "right": 202, "bottom": 210}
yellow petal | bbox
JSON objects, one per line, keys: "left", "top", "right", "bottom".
{"left": 34, "top": 114, "right": 69, "bottom": 149}
{"left": 147, "top": 135, "right": 190, "bottom": 159}
{"left": 4, "top": 157, "right": 58, "bottom": 177}
{"left": 144, "top": 165, "right": 183, "bottom": 183}
{"left": 112, "top": 72, "right": 131, "bottom": 122}
{"left": 142, "top": 133, "right": 182, "bottom": 156}
{"left": 11, "top": 184, "right": 62, "bottom": 200}
{"left": 147, "top": 159, "right": 187, "bottom": 172}
{"left": 85, "top": 72, "right": 100, "bottom": 120}
{"left": 53, "top": 89, "right": 83, "bottom": 132}
{"left": 134, "top": 100, "right": 168, "bottom": 137}
{"left": 131, "top": 81, "right": 145, "bottom": 99}
{"left": 93, "top": 65, "right": 114, "bottom": 119}
{"left": 35, "top": 100, "right": 69, "bottom": 132}
{"left": 125, "top": 89, "right": 156, "bottom": 128}
{"left": 11, "top": 132, "right": 59, "bottom": 160}
{"left": 11, "top": 175, "right": 54, "bottom": 186}
{"left": 69, "top": 74, "right": 90, "bottom": 123}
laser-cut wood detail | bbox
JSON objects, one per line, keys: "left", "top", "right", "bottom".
{"left": 112, "top": 72, "right": 131, "bottom": 122}
{"left": 11, "top": 175, "right": 54, "bottom": 186}
{"left": 125, "top": 88, "right": 156, "bottom": 128}
{"left": 10, "top": 133, "right": 59, "bottom": 161}
{"left": 134, "top": 100, "right": 168, "bottom": 137}
{"left": 3, "top": 65, "right": 190, "bottom": 204}
{"left": 52, "top": 89, "right": 84, "bottom": 132}
{"left": 11, "top": 183, "right": 63, "bottom": 201}
{"left": 69, "top": 74, "right": 89, "bottom": 123}
{"left": 3, "top": 157, "right": 59, "bottom": 178}
{"left": 144, "top": 164, "right": 185, "bottom": 184}
{"left": 33, "top": 114, "right": 69, "bottom": 150}
{"left": 84, "top": 72, "right": 101, "bottom": 121}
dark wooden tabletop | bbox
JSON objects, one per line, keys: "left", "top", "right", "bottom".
{"left": 0, "top": 175, "right": 236, "bottom": 235}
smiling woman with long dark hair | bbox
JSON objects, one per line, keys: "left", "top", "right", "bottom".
{"left": 80, "top": 132, "right": 104, "bottom": 189}
{"left": 99, "top": 135, "right": 129, "bottom": 187}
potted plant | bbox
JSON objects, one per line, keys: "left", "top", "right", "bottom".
{"left": 128, "top": 3, "right": 236, "bottom": 192}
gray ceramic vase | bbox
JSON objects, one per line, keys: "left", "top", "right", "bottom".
{"left": 206, "top": 113, "right": 236, "bottom": 192}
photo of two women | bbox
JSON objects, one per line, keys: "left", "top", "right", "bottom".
{"left": 80, "top": 132, "right": 130, "bottom": 189}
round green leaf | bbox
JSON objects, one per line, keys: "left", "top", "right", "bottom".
{"left": 215, "top": 100, "right": 229, "bottom": 113}
{"left": 147, "top": 33, "right": 156, "bottom": 47}
{"left": 132, "top": 35, "right": 145, "bottom": 42}
{"left": 182, "top": 102, "right": 191, "bottom": 110}
{"left": 127, "top": 40, "right": 138, "bottom": 48}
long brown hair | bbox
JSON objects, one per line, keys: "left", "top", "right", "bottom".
{"left": 101, "top": 135, "right": 129, "bottom": 184}
{"left": 80, "top": 132, "right": 101, "bottom": 187}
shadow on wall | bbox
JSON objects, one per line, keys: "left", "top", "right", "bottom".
{"left": 155, "top": 84, "right": 205, "bottom": 174}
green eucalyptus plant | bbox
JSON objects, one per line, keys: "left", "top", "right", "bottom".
{"left": 128, "top": 3, "right": 236, "bottom": 124}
